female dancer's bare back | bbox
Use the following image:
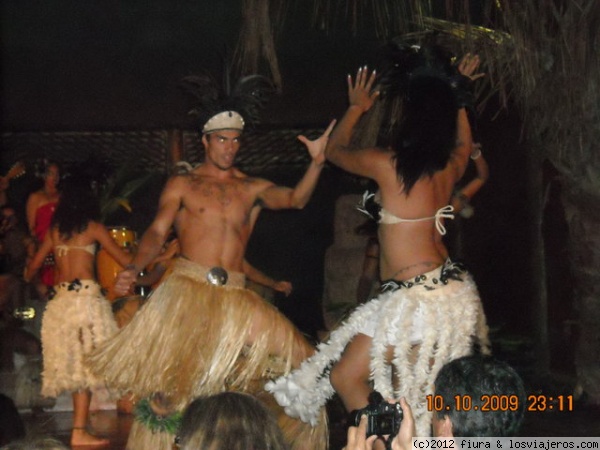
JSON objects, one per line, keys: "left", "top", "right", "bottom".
{"left": 266, "top": 52, "right": 490, "bottom": 438}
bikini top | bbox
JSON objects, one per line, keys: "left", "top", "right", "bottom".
{"left": 357, "top": 190, "right": 455, "bottom": 235}
{"left": 55, "top": 243, "right": 96, "bottom": 257}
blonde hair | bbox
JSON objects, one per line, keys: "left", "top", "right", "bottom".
{"left": 177, "top": 392, "right": 289, "bottom": 450}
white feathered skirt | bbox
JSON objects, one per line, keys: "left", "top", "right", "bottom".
{"left": 40, "top": 279, "right": 118, "bottom": 397}
{"left": 267, "top": 261, "right": 490, "bottom": 437}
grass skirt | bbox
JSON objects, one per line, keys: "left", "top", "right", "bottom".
{"left": 86, "top": 258, "right": 328, "bottom": 450}
{"left": 40, "top": 280, "right": 117, "bottom": 397}
{"left": 267, "top": 266, "right": 490, "bottom": 437}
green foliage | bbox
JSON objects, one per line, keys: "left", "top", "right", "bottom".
{"left": 99, "top": 166, "right": 161, "bottom": 223}
{"left": 134, "top": 397, "right": 182, "bottom": 435}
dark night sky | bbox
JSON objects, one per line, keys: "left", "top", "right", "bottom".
{"left": 1, "top": 0, "right": 382, "bottom": 130}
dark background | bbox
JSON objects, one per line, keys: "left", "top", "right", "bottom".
{"left": 1, "top": 0, "right": 380, "bottom": 130}
{"left": 1, "top": 0, "right": 568, "bottom": 371}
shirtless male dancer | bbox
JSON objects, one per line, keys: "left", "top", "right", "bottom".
{"left": 87, "top": 110, "right": 335, "bottom": 450}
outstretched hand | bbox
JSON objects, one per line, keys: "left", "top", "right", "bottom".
{"left": 348, "top": 66, "right": 380, "bottom": 112}
{"left": 457, "top": 53, "right": 484, "bottom": 81}
{"left": 273, "top": 280, "right": 293, "bottom": 297}
{"left": 297, "top": 119, "right": 337, "bottom": 166}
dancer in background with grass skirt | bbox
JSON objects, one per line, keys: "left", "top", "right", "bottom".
{"left": 25, "top": 176, "right": 131, "bottom": 447}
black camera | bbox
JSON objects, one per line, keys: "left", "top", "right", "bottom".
{"left": 351, "top": 391, "right": 403, "bottom": 437}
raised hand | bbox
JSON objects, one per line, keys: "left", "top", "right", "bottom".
{"left": 457, "top": 53, "right": 484, "bottom": 81}
{"left": 348, "top": 66, "right": 380, "bottom": 113}
{"left": 297, "top": 119, "right": 337, "bottom": 166}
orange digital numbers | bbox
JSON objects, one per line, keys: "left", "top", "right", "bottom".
{"left": 426, "top": 394, "right": 573, "bottom": 412}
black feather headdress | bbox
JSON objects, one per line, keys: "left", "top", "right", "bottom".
{"left": 356, "top": 40, "right": 473, "bottom": 194}
{"left": 179, "top": 71, "right": 276, "bottom": 134}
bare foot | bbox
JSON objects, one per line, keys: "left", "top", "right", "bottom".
{"left": 71, "top": 428, "right": 110, "bottom": 447}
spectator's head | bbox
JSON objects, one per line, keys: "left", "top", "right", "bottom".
{"left": 1, "top": 436, "right": 69, "bottom": 450}
{"left": 0, "top": 205, "right": 18, "bottom": 233}
{"left": 176, "top": 392, "right": 289, "bottom": 450}
{"left": 432, "top": 355, "right": 526, "bottom": 437}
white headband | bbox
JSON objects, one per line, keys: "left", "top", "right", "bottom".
{"left": 202, "top": 111, "right": 245, "bottom": 134}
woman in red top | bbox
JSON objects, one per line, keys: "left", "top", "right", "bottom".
{"left": 26, "top": 161, "right": 61, "bottom": 294}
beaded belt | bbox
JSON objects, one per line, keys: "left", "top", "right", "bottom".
{"left": 379, "top": 260, "right": 466, "bottom": 293}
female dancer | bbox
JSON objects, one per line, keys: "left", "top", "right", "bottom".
{"left": 25, "top": 178, "right": 131, "bottom": 446}
{"left": 267, "top": 47, "right": 490, "bottom": 437}
{"left": 26, "top": 161, "right": 61, "bottom": 293}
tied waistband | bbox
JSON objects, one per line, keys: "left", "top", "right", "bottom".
{"left": 380, "top": 259, "right": 466, "bottom": 293}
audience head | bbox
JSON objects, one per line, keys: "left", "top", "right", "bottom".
{"left": 176, "top": 391, "right": 289, "bottom": 450}
{"left": 33, "top": 160, "right": 61, "bottom": 190}
{"left": 433, "top": 355, "right": 526, "bottom": 437}
{"left": 0, "top": 436, "right": 68, "bottom": 450}
{"left": 0, "top": 205, "right": 18, "bottom": 234}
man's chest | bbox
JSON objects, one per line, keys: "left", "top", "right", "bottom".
{"left": 184, "top": 177, "right": 256, "bottom": 213}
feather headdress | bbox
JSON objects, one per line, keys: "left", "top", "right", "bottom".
{"left": 359, "top": 40, "right": 472, "bottom": 194}
{"left": 179, "top": 71, "right": 276, "bottom": 134}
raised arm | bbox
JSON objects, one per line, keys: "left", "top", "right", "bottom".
{"left": 449, "top": 108, "right": 474, "bottom": 180}
{"left": 325, "top": 67, "right": 388, "bottom": 180}
{"left": 449, "top": 54, "right": 484, "bottom": 179}
{"left": 462, "top": 146, "right": 488, "bottom": 197}
{"left": 113, "top": 177, "right": 181, "bottom": 295}
{"left": 451, "top": 146, "right": 489, "bottom": 214}
{"left": 257, "top": 120, "right": 336, "bottom": 210}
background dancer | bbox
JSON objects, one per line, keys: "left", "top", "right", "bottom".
{"left": 267, "top": 45, "right": 490, "bottom": 437}
{"left": 25, "top": 177, "right": 131, "bottom": 447}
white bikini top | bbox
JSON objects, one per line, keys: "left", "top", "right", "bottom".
{"left": 378, "top": 205, "right": 455, "bottom": 235}
{"left": 55, "top": 243, "right": 96, "bottom": 257}
{"left": 358, "top": 190, "right": 455, "bottom": 235}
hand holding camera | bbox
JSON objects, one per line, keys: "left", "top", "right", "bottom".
{"left": 351, "top": 391, "right": 403, "bottom": 438}
{"left": 344, "top": 394, "right": 415, "bottom": 450}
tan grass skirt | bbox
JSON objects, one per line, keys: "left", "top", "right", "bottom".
{"left": 41, "top": 280, "right": 117, "bottom": 397}
{"left": 86, "top": 258, "right": 327, "bottom": 450}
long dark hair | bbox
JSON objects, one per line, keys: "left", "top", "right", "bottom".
{"left": 51, "top": 177, "right": 100, "bottom": 241}
{"left": 376, "top": 42, "right": 460, "bottom": 194}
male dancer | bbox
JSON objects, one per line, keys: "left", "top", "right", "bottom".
{"left": 87, "top": 110, "right": 334, "bottom": 450}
